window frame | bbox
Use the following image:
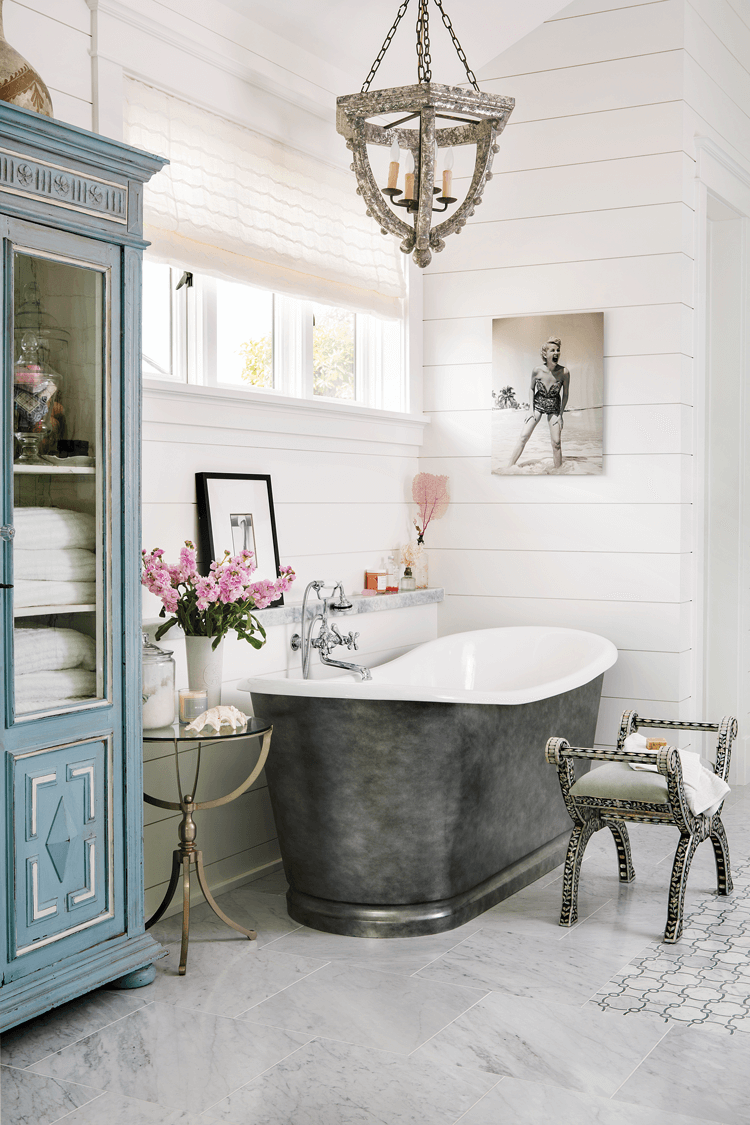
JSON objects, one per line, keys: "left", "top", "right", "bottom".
{"left": 140, "top": 259, "right": 407, "bottom": 412}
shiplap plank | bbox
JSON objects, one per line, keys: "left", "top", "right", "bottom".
{"left": 3, "top": 3, "right": 91, "bottom": 102}
{"left": 480, "top": 0, "right": 682, "bottom": 82}
{"left": 423, "top": 254, "right": 687, "bottom": 321}
{"left": 430, "top": 204, "right": 689, "bottom": 275}
{"left": 431, "top": 548, "right": 686, "bottom": 603}
{"left": 496, "top": 103, "right": 684, "bottom": 175}
{"left": 437, "top": 593, "right": 684, "bottom": 651}
{"left": 550, "top": 0, "right": 669, "bottom": 19}
{"left": 483, "top": 50, "right": 683, "bottom": 123}
{"left": 465, "top": 152, "right": 686, "bottom": 224}
{"left": 418, "top": 454, "right": 692, "bottom": 505}
{"left": 428, "top": 502, "right": 687, "bottom": 553}
{"left": 5, "top": 0, "right": 90, "bottom": 34}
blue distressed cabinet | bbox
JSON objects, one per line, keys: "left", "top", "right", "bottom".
{"left": 0, "top": 102, "right": 166, "bottom": 1030}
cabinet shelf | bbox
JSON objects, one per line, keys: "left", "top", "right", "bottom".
{"left": 14, "top": 465, "right": 95, "bottom": 475}
{"left": 14, "top": 604, "right": 96, "bottom": 618}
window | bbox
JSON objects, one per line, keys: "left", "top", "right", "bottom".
{"left": 142, "top": 263, "right": 405, "bottom": 411}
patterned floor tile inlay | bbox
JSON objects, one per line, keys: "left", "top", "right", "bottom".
{"left": 592, "top": 854, "right": 750, "bottom": 1032}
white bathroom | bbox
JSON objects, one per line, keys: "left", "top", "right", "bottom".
{"left": 1, "top": 1, "right": 750, "bottom": 1123}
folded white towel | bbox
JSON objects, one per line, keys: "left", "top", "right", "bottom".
{"left": 623, "top": 732, "right": 730, "bottom": 815}
{"left": 14, "top": 580, "right": 97, "bottom": 608}
{"left": 15, "top": 668, "right": 96, "bottom": 708}
{"left": 14, "top": 627, "right": 96, "bottom": 675}
{"left": 13, "top": 508, "right": 95, "bottom": 551}
{"left": 14, "top": 548, "right": 96, "bottom": 582}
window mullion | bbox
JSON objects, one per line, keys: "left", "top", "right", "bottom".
{"left": 274, "top": 294, "right": 311, "bottom": 398}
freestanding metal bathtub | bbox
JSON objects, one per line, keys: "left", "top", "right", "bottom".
{"left": 239, "top": 626, "right": 617, "bottom": 937}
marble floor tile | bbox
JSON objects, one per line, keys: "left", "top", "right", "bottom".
{"left": 0, "top": 989, "right": 151, "bottom": 1068}
{"left": 60, "top": 1092, "right": 212, "bottom": 1125}
{"left": 202, "top": 1037, "right": 498, "bottom": 1125}
{"left": 27, "top": 1001, "right": 310, "bottom": 1114}
{"left": 149, "top": 884, "right": 301, "bottom": 948}
{"left": 475, "top": 878, "right": 611, "bottom": 938}
{"left": 245, "top": 868, "right": 288, "bottom": 895}
{"left": 412, "top": 992, "right": 669, "bottom": 1097}
{"left": 0, "top": 1065, "right": 99, "bottom": 1125}
{"left": 415, "top": 927, "right": 634, "bottom": 1004}
{"left": 141, "top": 940, "right": 326, "bottom": 1017}
{"left": 458, "top": 1076, "right": 727, "bottom": 1125}
{"left": 264, "top": 921, "right": 483, "bottom": 976}
{"left": 615, "top": 1021, "right": 750, "bottom": 1123}
{"left": 244, "top": 961, "right": 487, "bottom": 1054}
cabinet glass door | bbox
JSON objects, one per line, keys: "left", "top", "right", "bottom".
{"left": 11, "top": 250, "right": 108, "bottom": 718}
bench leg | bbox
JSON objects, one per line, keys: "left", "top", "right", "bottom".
{"left": 710, "top": 816, "right": 733, "bottom": 896}
{"left": 608, "top": 821, "right": 635, "bottom": 883}
{"left": 560, "top": 820, "right": 598, "bottom": 927}
{"left": 664, "top": 832, "right": 699, "bottom": 943}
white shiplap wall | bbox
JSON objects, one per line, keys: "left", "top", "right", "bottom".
{"left": 3, "top": 0, "right": 92, "bottom": 128}
{"left": 421, "top": 0, "right": 694, "bottom": 746}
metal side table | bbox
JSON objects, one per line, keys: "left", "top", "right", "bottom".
{"left": 143, "top": 718, "right": 272, "bottom": 975}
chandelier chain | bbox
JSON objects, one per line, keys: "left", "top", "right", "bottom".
{"left": 432, "top": 0, "right": 480, "bottom": 92}
{"left": 416, "top": 0, "right": 431, "bottom": 84}
{"left": 361, "top": 0, "right": 413, "bottom": 93}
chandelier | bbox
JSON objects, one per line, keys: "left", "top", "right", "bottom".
{"left": 336, "top": 0, "right": 515, "bottom": 269}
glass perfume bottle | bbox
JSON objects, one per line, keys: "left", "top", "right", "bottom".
{"left": 399, "top": 566, "right": 416, "bottom": 592}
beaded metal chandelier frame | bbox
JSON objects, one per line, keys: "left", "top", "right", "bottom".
{"left": 336, "top": 0, "right": 515, "bottom": 268}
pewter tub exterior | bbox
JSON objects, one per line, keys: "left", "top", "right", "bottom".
{"left": 251, "top": 676, "right": 602, "bottom": 937}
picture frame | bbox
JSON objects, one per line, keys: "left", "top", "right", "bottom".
{"left": 491, "top": 312, "right": 603, "bottom": 476}
{"left": 195, "top": 473, "right": 285, "bottom": 606}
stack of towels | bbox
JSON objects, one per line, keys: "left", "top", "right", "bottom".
{"left": 15, "top": 625, "right": 97, "bottom": 711}
{"left": 13, "top": 507, "right": 96, "bottom": 608}
{"left": 623, "top": 732, "right": 730, "bottom": 815}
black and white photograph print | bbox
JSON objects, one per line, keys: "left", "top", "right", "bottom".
{"left": 491, "top": 312, "right": 603, "bottom": 476}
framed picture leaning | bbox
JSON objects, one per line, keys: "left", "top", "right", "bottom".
{"left": 195, "top": 473, "right": 285, "bottom": 606}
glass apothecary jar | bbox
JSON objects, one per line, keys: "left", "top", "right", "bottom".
{"left": 13, "top": 330, "right": 63, "bottom": 464}
{"left": 142, "top": 633, "right": 176, "bottom": 730}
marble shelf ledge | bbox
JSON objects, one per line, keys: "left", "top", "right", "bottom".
{"left": 253, "top": 587, "right": 444, "bottom": 628}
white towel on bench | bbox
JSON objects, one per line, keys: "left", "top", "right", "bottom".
{"left": 623, "top": 732, "right": 730, "bottom": 815}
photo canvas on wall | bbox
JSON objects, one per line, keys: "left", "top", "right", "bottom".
{"left": 195, "top": 473, "right": 284, "bottom": 605}
{"left": 491, "top": 312, "right": 603, "bottom": 476}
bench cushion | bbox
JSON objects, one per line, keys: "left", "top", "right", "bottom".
{"left": 570, "top": 762, "right": 668, "bottom": 804}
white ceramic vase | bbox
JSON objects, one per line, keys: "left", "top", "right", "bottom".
{"left": 185, "top": 635, "right": 224, "bottom": 710}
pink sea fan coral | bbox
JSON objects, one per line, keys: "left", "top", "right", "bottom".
{"left": 411, "top": 472, "right": 449, "bottom": 543}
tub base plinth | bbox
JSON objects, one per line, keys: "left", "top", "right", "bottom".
{"left": 286, "top": 831, "right": 571, "bottom": 938}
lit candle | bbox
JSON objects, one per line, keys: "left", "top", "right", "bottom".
{"left": 387, "top": 137, "right": 400, "bottom": 190}
{"left": 442, "top": 147, "right": 454, "bottom": 199}
{"left": 404, "top": 150, "right": 416, "bottom": 201}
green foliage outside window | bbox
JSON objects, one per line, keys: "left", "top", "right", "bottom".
{"left": 239, "top": 335, "right": 273, "bottom": 388}
{"left": 313, "top": 307, "right": 355, "bottom": 400}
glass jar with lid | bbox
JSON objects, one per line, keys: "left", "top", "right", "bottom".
{"left": 13, "top": 330, "right": 64, "bottom": 464}
{"left": 142, "top": 632, "right": 176, "bottom": 730}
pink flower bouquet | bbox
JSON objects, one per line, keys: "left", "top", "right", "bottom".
{"left": 142, "top": 540, "right": 295, "bottom": 650}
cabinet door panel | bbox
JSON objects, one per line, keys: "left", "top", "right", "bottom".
{"left": 10, "top": 737, "right": 112, "bottom": 957}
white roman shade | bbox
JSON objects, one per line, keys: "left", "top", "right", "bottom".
{"left": 124, "top": 80, "right": 406, "bottom": 316}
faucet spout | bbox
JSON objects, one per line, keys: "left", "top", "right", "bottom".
{"left": 319, "top": 653, "right": 372, "bottom": 681}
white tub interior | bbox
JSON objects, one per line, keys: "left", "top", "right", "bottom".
{"left": 239, "top": 626, "right": 617, "bottom": 705}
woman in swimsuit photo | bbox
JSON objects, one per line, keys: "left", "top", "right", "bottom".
{"left": 507, "top": 336, "right": 570, "bottom": 470}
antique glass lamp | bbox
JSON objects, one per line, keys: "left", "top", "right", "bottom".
{"left": 336, "top": 0, "right": 515, "bottom": 268}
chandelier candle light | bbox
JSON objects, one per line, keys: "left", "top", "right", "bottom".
{"left": 336, "top": 0, "right": 514, "bottom": 268}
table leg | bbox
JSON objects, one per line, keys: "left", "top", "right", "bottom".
{"left": 179, "top": 856, "right": 191, "bottom": 975}
{"left": 145, "top": 850, "right": 181, "bottom": 930}
{"left": 195, "top": 850, "right": 257, "bottom": 940}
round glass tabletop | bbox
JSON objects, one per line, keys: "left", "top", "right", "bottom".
{"left": 142, "top": 717, "right": 271, "bottom": 742}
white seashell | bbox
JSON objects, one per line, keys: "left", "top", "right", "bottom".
{"left": 185, "top": 705, "right": 249, "bottom": 735}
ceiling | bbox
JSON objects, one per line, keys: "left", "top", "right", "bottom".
{"left": 219, "top": 0, "right": 571, "bottom": 89}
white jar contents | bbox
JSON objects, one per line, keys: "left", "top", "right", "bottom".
{"left": 142, "top": 632, "right": 176, "bottom": 730}
{"left": 142, "top": 664, "right": 175, "bottom": 729}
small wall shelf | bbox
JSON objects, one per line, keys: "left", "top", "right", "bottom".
{"left": 13, "top": 465, "right": 95, "bottom": 475}
{"left": 14, "top": 604, "right": 97, "bottom": 618}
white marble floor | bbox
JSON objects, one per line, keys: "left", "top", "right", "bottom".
{"left": 3, "top": 786, "right": 750, "bottom": 1125}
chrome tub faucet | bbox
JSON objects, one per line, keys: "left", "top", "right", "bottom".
{"left": 291, "top": 581, "right": 372, "bottom": 681}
